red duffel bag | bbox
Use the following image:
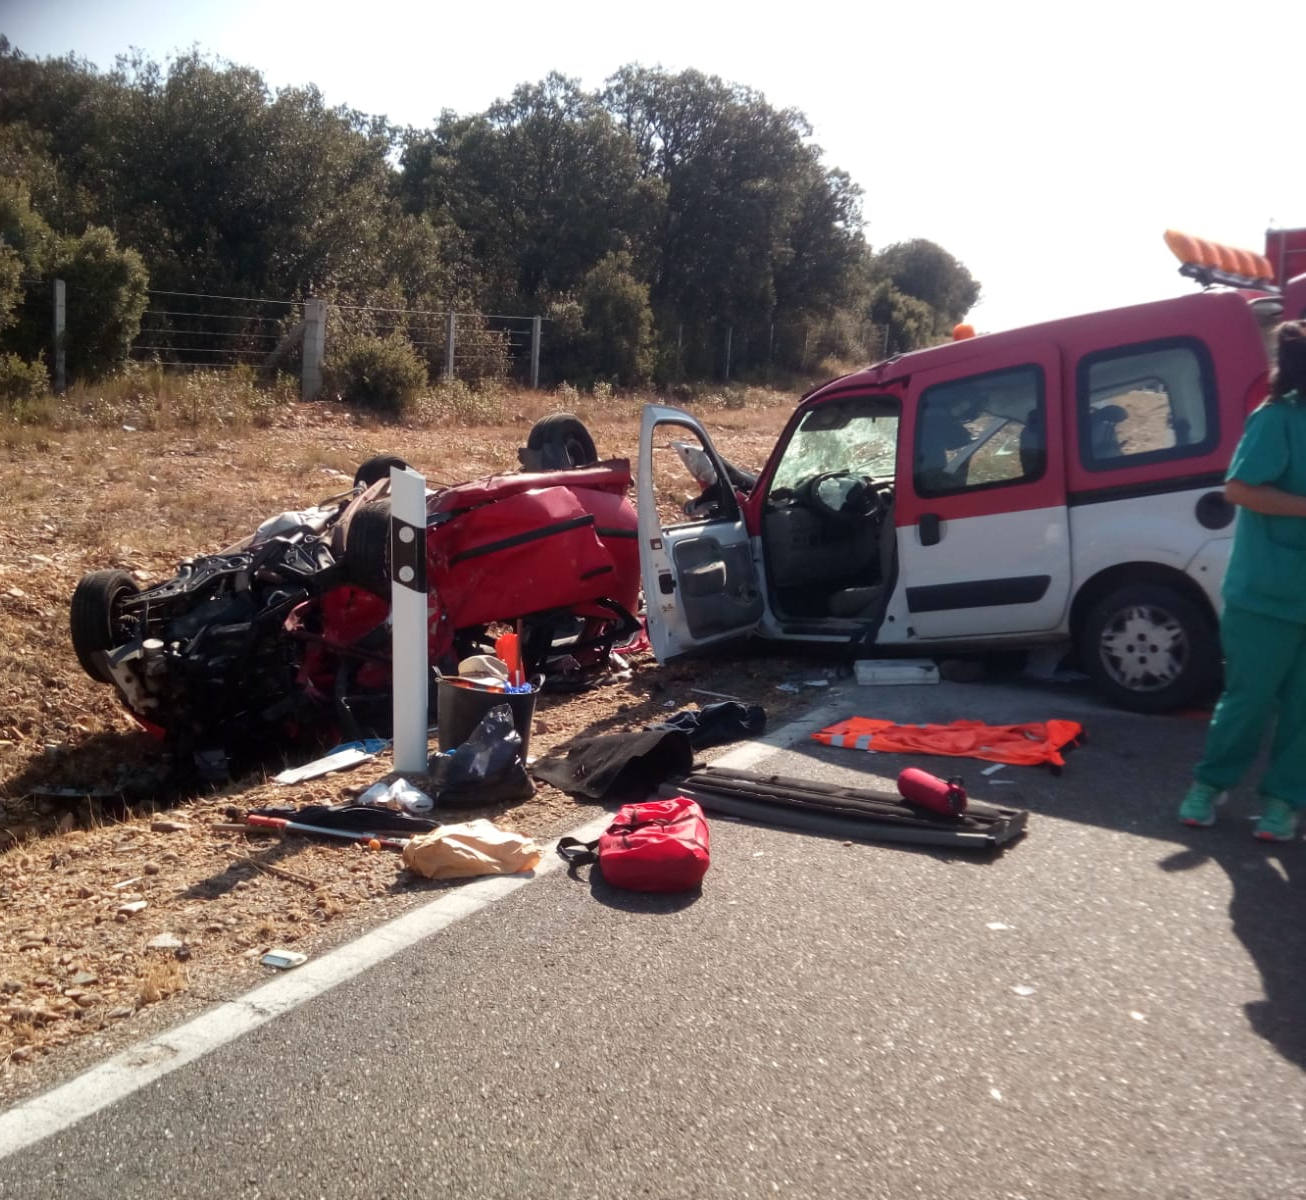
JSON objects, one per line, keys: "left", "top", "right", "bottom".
{"left": 556, "top": 796, "right": 710, "bottom": 892}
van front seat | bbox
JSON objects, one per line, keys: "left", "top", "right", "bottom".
{"left": 827, "top": 502, "right": 897, "bottom": 618}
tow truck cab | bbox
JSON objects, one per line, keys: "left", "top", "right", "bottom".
{"left": 638, "top": 228, "right": 1306, "bottom": 712}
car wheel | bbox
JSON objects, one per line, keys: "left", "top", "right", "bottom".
{"left": 353, "top": 455, "right": 409, "bottom": 489}
{"left": 524, "top": 414, "right": 598, "bottom": 470}
{"left": 342, "top": 500, "right": 392, "bottom": 595}
{"left": 70, "top": 569, "right": 140, "bottom": 683}
{"left": 1080, "top": 581, "right": 1218, "bottom": 713}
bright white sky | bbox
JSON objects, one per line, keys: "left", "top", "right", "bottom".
{"left": 3, "top": 0, "right": 1304, "bottom": 331}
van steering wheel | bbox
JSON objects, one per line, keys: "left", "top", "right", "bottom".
{"left": 802, "top": 471, "right": 886, "bottom": 527}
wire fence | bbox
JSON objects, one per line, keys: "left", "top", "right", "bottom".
{"left": 16, "top": 278, "right": 896, "bottom": 394}
{"left": 130, "top": 290, "right": 301, "bottom": 371}
{"left": 126, "top": 291, "right": 544, "bottom": 388}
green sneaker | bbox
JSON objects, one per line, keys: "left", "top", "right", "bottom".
{"left": 1253, "top": 796, "right": 1299, "bottom": 842}
{"left": 1179, "top": 781, "right": 1225, "bottom": 827}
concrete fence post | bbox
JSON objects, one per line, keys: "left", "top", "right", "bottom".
{"left": 52, "top": 279, "right": 66, "bottom": 394}
{"left": 530, "top": 315, "right": 542, "bottom": 389}
{"left": 301, "top": 298, "right": 326, "bottom": 401}
{"left": 444, "top": 312, "right": 456, "bottom": 381}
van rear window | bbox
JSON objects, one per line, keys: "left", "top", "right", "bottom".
{"left": 1076, "top": 338, "right": 1217, "bottom": 472}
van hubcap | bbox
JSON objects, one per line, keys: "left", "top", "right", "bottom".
{"left": 1099, "top": 604, "right": 1187, "bottom": 691}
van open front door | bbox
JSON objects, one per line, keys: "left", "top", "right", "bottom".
{"left": 637, "top": 405, "right": 764, "bottom": 660}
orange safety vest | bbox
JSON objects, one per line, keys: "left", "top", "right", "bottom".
{"left": 812, "top": 717, "right": 1083, "bottom": 767}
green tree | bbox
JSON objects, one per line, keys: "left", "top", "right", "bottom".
{"left": 602, "top": 65, "right": 864, "bottom": 375}
{"left": 401, "top": 74, "right": 659, "bottom": 308}
{"left": 0, "top": 177, "right": 57, "bottom": 277}
{"left": 53, "top": 224, "right": 148, "bottom": 379}
{"left": 579, "top": 251, "right": 654, "bottom": 384}
{"left": 872, "top": 239, "right": 981, "bottom": 333}
{"left": 0, "top": 245, "right": 20, "bottom": 331}
{"left": 868, "top": 279, "right": 937, "bottom": 356}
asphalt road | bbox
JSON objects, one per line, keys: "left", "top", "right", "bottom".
{"left": 2, "top": 676, "right": 1304, "bottom": 1199}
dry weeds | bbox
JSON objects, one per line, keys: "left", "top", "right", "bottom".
{"left": 0, "top": 377, "right": 825, "bottom": 1092}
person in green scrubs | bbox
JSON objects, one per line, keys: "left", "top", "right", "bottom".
{"left": 1180, "top": 320, "right": 1306, "bottom": 840}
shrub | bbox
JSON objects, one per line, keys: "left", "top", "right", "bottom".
{"left": 0, "top": 244, "right": 21, "bottom": 332}
{"left": 580, "top": 252, "right": 653, "bottom": 386}
{"left": 54, "top": 226, "right": 150, "bottom": 380}
{"left": 323, "top": 333, "right": 427, "bottom": 416}
{"left": 455, "top": 320, "right": 512, "bottom": 384}
{"left": 414, "top": 377, "right": 504, "bottom": 426}
{"left": 0, "top": 351, "right": 50, "bottom": 417}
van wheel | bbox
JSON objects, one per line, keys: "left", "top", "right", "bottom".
{"left": 1080, "top": 582, "right": 1218, "bottom": 713}
{"left": 525, "top": 414, "right": 598, "bottom": 469}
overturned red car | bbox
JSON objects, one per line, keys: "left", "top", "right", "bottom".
{"left": 68, "top": 417, "right": 639, "bottom": 768}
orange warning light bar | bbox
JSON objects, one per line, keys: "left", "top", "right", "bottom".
{"left": 1164, "top": 229, "right": 1275, "bottom": 286}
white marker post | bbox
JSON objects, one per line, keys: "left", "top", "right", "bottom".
{"left": 389, "top": 466, "right": 429, "bottom": 773}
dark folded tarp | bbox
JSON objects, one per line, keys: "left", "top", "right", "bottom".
{"left": 647, "top": 701, "right": 766, "bottom": 749}
{"left": 529, "top": 729, "right": 694, "bottom": 801}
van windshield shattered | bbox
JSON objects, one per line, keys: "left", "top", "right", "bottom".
{"left": 769, "top": 396, "right": 900, "bottom": 492}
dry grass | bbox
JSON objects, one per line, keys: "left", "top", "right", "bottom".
{"left": 137, "top": 959, "right": 187, "bottom": 1008}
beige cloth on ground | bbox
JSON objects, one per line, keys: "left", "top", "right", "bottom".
{"left": 401, "top": 819, "right": 542, "bottom": 880}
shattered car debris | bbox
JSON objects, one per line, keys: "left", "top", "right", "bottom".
{"left": 69, "top": 417, "right": 639, "bottom": 765}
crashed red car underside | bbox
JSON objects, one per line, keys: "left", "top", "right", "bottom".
{"left": 69, "top": 443, "right": 640, "bottom": 771}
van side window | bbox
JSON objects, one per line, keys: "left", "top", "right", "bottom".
{"left": 914, "top": 365, "right": 1045, "bottom": 497}
{"left": 1077, "top": 339, "right": 1217, "bottom": 471}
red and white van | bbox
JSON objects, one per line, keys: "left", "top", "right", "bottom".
{"left": 638, "top": 229, "right": 1306, "bottom": 712}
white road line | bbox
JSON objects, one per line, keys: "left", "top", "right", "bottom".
{"left": 0, "top": 702, "right": 843, "bottom": 1160}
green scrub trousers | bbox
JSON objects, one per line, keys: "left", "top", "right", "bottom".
{"left": 1195, "top": 603, "right": 1306, "bottom": 808}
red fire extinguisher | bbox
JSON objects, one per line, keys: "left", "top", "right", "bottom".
{"left": 897, "top": 767, "right": 967, "bottom": 816}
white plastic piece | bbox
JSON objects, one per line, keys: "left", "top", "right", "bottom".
{"left": 274, "top": 746, "right": 375, "bottom": 785}
{"left": 260, "top": 950, "right": 308, "bottom": 970}
{"left": 357, "top": 777, "right": 435, "bottom": 814}
{"left": 252, "top": 506, "right": 333, "bottom": 544}
{"left": 854, "top": 659, "right": 940, "bottom": 686}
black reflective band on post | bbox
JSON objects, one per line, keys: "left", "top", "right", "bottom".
{"left": 390, "top": 517, "right": 427, "bottom": 593}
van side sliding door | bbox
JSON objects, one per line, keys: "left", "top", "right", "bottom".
{"left": 894, "top": 346, "right": 1072, "bottom": 640}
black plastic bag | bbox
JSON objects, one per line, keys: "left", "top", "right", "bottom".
{"left": 429, "top": 703, "right": 535, "bottom": 809}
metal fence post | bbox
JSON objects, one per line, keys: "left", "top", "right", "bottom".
{"left": 301, "top": 298, "right": 326, "bottom": 401}
{"left": 444, "top": 312, "right": 456, "bottom": 382}
{"left": 52, "top": 279, "right": 66, "bottom": 394}
{"left": 530, "top": 315, "right": 542, "bottom": 389}
{"left": 723, "top": 325, "right": 733, "bottom": 381}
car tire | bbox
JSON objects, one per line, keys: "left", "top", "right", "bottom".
{"left": 1080, "top": 581, "right": 1218, "bottom": 713}
{"left": 524, "top": 414, "right": 598, "bottom": 470}
{"left": 353, "top": 455, "right": 409, "bottom": 489}
{"left": 70, "top": 569, "right": 140, "bottom": 683}
{"left": 343, "top": 499, "right": 392, "bottom": 595}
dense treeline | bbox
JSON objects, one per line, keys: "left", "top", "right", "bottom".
{"left": 0, "top": 38, "right": 979, "bottom": 392}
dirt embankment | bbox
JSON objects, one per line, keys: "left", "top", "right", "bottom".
{"left": 0, "top": 389, "right": 823, "bottom": 1093}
